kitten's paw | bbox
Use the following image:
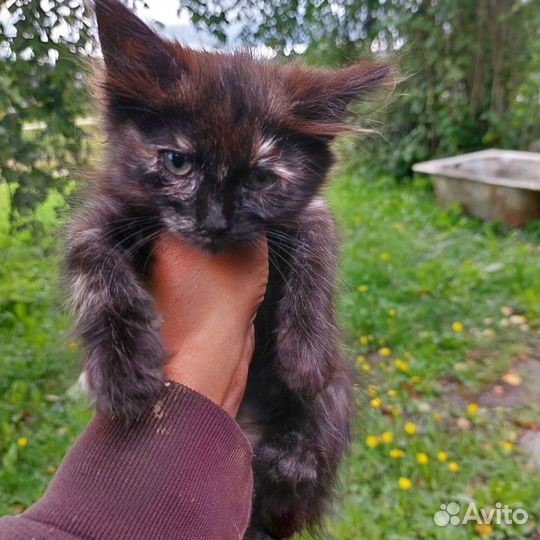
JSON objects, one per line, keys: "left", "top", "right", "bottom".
{"left": 256, "top": 431, "right": 318, "bottom": 487}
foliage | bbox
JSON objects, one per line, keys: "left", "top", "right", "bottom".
{"left": 0, "top": 0, "right": 93, "bottom": 228}
{"left": 181, "top": 0, "right": 540, "bottom": 178}
{"left": 1, "top": 177, "right": 539, "bottom": 539}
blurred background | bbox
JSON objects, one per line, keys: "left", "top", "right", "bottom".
{"left": 1, "top": 1, "right": 539, "bottom": 539}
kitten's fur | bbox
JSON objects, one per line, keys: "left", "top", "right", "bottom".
{"left": 66, "top": 1, "right": 390, "bottom": 537}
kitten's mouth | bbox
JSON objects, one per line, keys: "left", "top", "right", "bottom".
{"left": 201, "top": 237, "right": 230, "bottom": 253}
{"left": 191, "top": 230, "right": 235, "bottom": 253}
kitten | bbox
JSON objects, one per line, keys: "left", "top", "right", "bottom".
{"left": 65, "top": 0, "right": 390, "bottom": 537}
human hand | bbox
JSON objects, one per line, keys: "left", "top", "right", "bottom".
{"left": 151, "top": 234, "right": 268, "bottom": 417}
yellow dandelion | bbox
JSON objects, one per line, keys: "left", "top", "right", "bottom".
{"left": 370, "top": 398, "right": 382, "bottom": 409}
{"left": 380, "top": 253, "right": 390, "bottom": 262}
{"left": 390, "top": 405, "right": 400, "bottom": 417}
{"left": 452, "top": 321, "right": 464, "bottom": 333}
{"left": 387, "top": 389, "right": 397, "bottom": 398}
{"left": 381, "top": 431, "right": 394, "bottom": 444}
{"left": 474, "top": 523, "right": 493, "bottom": 540}
{"left": 360, "top": 335, "right": 369, "bottom": 345}
{"left": 467, "top": 402, "right": 479, "bottom": 415}
{"left": 379, "top": 347, "right": 391, "bottom": 357}
{"left": 394, "top": 359, "right": 409, "bottom": 372}
{"left": 500, "top": 440, "right": 513, "bottom": 452}
{"left": 388, "top": 308, "right": 397, "bottom": 317}
{"left": 437, "top": 451, "right": 449, "bottom": 462}
{"left": 389, "top": 448, "right": 405, "bottom": 459}
{"left": 17, "top": 437, "right": 28, "bottom": 448}
{"left": 410, "top": 375, "right": 421, "bottom": 384}
{"left": 433, "top": 412, "right": 443, "bottom": 422}
{"left": 448, "top": 462, "right": 460, "bottom": 473}
{"left": 362, "top": 363, "right": 371, "bottom": 372}
{"left": 404, "top": 422, "right": 417, "bottom": 436}
{"left": 366, "top": 435, "right": 379, "bottom": 448}
{"left": 68, "top": 341, "right": 78, "bottom": 350}
{"left": 358, "top": 285, "right": 369, "bottom": 293}
{"left": 356, "top": 355, "right": 366, "bottom": 364}
{"left": 367, "top": 385, "right": 378, "bottom": 397}
{"left": 416, "top": 452, "right": 429, "bottom": 465}
{"left": 398, "top": 477, "right": 412, "bottom": 490}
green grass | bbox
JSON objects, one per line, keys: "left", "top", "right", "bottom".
{"left": 1, "top": 175, "right": 539, "bottom": 539}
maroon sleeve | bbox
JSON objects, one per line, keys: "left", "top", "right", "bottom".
{"left": 0, "top": 383, "right": 253, "bottom": 540}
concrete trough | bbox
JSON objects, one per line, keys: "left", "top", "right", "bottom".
{"left": 412, "top": 149, "right": 540, "bottom": 227}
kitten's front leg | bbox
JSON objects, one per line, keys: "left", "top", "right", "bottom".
{"left": 65, "top": 209, "right": 164, "bottom": 421}
{"left": 248, "top": 200, "right": 353, "bottom": 538}
{"left": 274, "top": 199, "right": 341, "bottom": 395}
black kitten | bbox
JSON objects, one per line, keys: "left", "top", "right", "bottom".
{"left": 65, "top": 0, "right": 391, "bottom": 537}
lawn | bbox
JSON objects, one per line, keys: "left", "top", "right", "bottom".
{"left": 1, "top": 174, "right": 539, "bottom": 539}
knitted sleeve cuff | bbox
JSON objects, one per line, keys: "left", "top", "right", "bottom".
{"left": 13, "top": 383, "right": 253, "bottom": 540}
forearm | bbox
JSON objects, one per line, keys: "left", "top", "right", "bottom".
{"left": 0, "top": 383, "right": 253, "bottom": 540}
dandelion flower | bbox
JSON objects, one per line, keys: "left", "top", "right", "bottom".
{"left": 390, "top": 405, "right": 400, "bottom": 417}
{"left": 437, "top": 451, "right": 449, "bottom": 462}
{"left": 360, "top": 336, "right": 369, "bottom": 345}
{"left": 467, "top": 402, "right": 479, "bottom": 415}
{"left": 394, "top": 359, "right": 409, "bottom": 372}
{"left": 362, "top": 363, "right": 371, "bottom": 372}
{"left": 366, "top": 435, "right": 379, "bottom": 448}
{"left": 387, "top": 389, "right": 397, "bottom": 398}
{"left": 388, "top": 308, "right": 397, "bottom": 317}
{"left": 370, "top": 398, "right": 382, "bottom": 408}
{"left": 404, "top": 422, "right": 417, "bottom": 436}
{"left": 448, "top": 462, "right": 460, "bottom": 473}
{"left": 500, "top": 441, "right": 513, "bottom": 452}
{"left": 358, "top": 285, "right": 369, "bottom": 293}
{"left": 17, "top": 437, "right": 28, "bottom": 448}
{"left": 452, "top": 321, "right": 464, "bottom": 332}
{"left": 68, "top": 341, "right": 78, "bottom": 350}
{"left": 381, "top": 431, "right": 394, "bottom": 444}
{"left": 356, "top": 355, "right": 366, "bottom": 364}
{"left": 398, "top": 477, "right": 412, "bottom": 490}
{"left": 380, "top": 253, "right": 390, "bottom": 262}
{"left": 433, "top": 412, "right": 443, "bottom": 422}
{"left": 410, "top": 375, "right": 421, "bottom": 384}
{"left": 389, "top": 448, "right": 405, "bottom": 459}
{"left": 416, "top": 452, "right": 429, "bottom": 465}
{"left": 474, "top": 523, "right": 493, "bottom": 540}
{"left": 379, "top": 347, "right": 391, "bottom": 357}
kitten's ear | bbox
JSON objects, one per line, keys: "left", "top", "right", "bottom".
{"left": 93, "top": 0, "right": 188, "bottom": 104}
{"left": 285, "top": 62, "right": 393, "bottom": 137}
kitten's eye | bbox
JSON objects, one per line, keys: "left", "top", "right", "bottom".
{"left": 161, "top": 151, "right": 193, "bottom": 176}
{"left": 246, "top": 170, "right": 278, "bottom": 190}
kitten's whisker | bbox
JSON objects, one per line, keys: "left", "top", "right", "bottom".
{"left": 265, "top": 228, "right": 353, "bottom": 290}
{"left": 105, "top": 228, "right": 160, "bottom": 291}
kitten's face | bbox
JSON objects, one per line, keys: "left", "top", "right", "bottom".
{"left": 111, "top": 78, "right": 334, "bottom": 251}
{"left": 95, "top": 0, "right": 389, "bottom": 251}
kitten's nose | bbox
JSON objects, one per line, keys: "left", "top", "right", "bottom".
{"left": 201, "top": 205, "right": 230, "bottom": 234}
